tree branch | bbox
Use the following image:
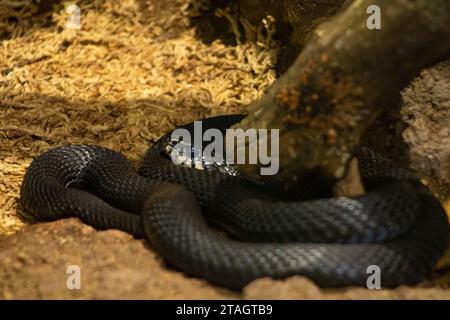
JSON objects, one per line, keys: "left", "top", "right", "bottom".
{"left": 231, "top": 0, "right": 450, "bottom": 186}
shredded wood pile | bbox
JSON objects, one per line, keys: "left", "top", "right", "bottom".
{"left": 0, "top": 0, "right": 279, "bottom": 234}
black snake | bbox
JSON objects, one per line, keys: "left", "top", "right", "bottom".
{"left": 20, "top": 114, "right": 449, "bottom": 289}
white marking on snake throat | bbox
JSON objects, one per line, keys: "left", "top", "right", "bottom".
{"left": 169, "top": 120, "right": 280, "bottom": 175}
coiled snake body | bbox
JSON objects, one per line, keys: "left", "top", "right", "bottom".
{"left": 20, "top": 115, "right": 449, "bottom": 289}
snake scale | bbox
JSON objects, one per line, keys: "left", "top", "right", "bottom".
{"left": 20, "top": 114, "right": 449, "bottom": 289}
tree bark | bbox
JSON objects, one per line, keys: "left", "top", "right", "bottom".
{"left": 237, "top": 0, "right": 349, "bottom": 70}
{"left": 231, "top": 0, "right": 450, "bottom": 186}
